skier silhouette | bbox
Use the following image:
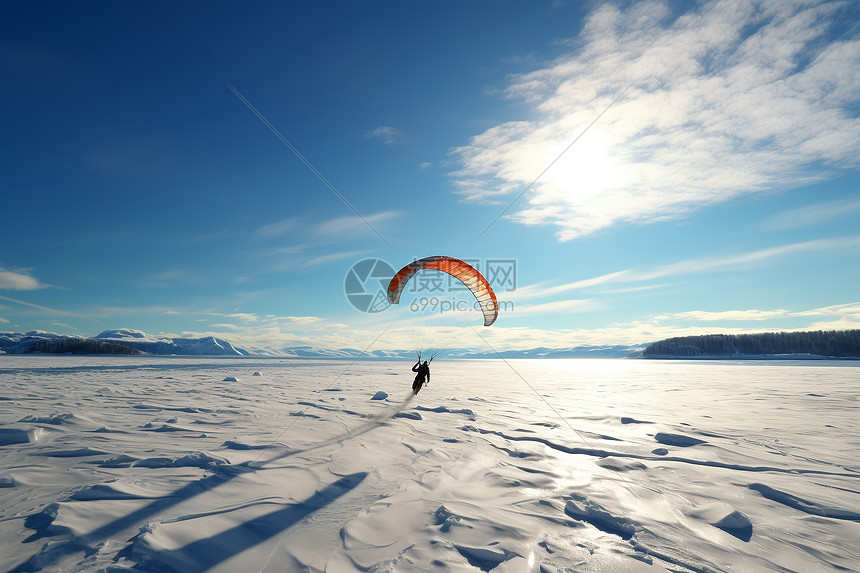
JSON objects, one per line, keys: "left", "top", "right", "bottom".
{"left": 411, "top": 358, "right": 430, "bottom": 394}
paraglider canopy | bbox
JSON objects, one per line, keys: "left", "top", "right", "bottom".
{"left": 387, "top": 256, "right": 499, "bottom": 326}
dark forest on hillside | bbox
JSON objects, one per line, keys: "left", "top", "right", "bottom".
{"left": 643, "top": 330, "right": 860, "bottom": 358}
{"left": 25, "top": 338, "right": 142, "bottom": 355}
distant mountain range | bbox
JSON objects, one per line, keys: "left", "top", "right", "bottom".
{"left": 0, "top": 328, "right": 648, "bottom": 359}
{"left": 267, "top": 345, "right": 647, "bottom": 360}
{"left": 3, "top": 328, "right": 856, "bottom": 359}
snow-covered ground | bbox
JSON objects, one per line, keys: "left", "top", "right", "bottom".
{"left": 0, "top": 356, "right": 857, "bottom": 572}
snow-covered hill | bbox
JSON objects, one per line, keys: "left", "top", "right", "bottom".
{"left": 0, "top": 331, "right": 82, "bottom": 354}
{"left": 93, "top": 329, "right": 249, "bottom": 356}
{"left": 0, "top": 329, "right": 249, "bottom": 356}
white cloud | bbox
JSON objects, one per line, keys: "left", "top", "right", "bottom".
{"left": 176, "top": 320, "right": 364, "bottom": 352}
{"left": 225, "top": 312, "right": 259, "bottom": 323}
{"left": 0, "top": 268, "right": 46, "bottom": 290}
{"left": 274, "top": 315, "right": 325, "bottom": 326}
{"left": 453, "top": 0, "right": 860, "bottom": 240}
{"left": 806, "top": 316, "right": 860, "bottom": 330}
{"left": 452, "top": 320, "right": 787, "bottom": 349}
{"left": 366, "top": 126, "right": 404, "bottom": 145}
{"left": 467, "top": 300, "right": 860, "bottom": 349}
{"left": 172, "top": 296, "right": 860, "bottom": 352}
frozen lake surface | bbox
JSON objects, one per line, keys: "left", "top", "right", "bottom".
{"left": 0, "top": 356, "right": 858, "bottom": 572}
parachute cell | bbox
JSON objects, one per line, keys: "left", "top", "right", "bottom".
{"left": 387, "top": 256, "right": 499, "bottom": 326}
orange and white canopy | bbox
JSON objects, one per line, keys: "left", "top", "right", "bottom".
{"left": 387, "top": 256, "right": 499, "bottom": 326}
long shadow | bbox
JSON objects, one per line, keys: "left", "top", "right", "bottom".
{"left": 258, "top": 393, "right": 414, "bottom": 467}
{"left": 7, "top": 392, "right": 414, "bottom": 572}
{"left": 8, "top": 464, "right": 253, "bottom": 573}
{"left": 130, "top": 472, "right": 367, "bottom": 572}
{"left": 6, "top": 393, "right": 414, "bottom": 572}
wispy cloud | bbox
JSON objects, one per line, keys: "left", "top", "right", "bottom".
{"left": 657, "top": 309, "right": 791, "bottom": 321}
{"left": 219, "top": 312, "right": 326, "bottom": 327}
{"left": 153, "top": 270, "right": 189, "bottom": 282}
{"left": 304, "top": 250, "right": 370, "bottom": 267}
{"left": 175, "top": 314, "right": 351, "bottom": 351}
{"left": 272, "top": 315, "right": 325, "bottom": 326}
{"left": 134, "top": 269, "right": 208, "bottom": 289}
{"left": 511, "top": 271, "right": 628, "bottom": 301}
{"left": 246, "top": 212, "right": 401, "bottom": 277}
{"left": 366, "top": 126, "right": 404, "bottom": 145}
{"left": 516, "top": 298, "right": 598, "bottom": 316}
{"left": 209, "top": 323, "right": 241, "bottom": 330}
{"left": 0, "top": 295, "right": 71, "bottom": 315}
{"left": 0, "top": 267, "right": 47, "bottom": 290}
{"left": 312, "top": 211, "right": 400, "bottom": 237}
{"left": 255, "top": 217, "right": 300, "bottom": 239}
{"left": 657, "top": 302, "right": 860, "bottom": 322}
{"left": 89, "top": 305, "right": 189, "bottom": 317}
{"left": 793, "top": 301, "right": 860, "bottom": 317}
{"left": 512, "top": 236, "right": 860, "bottom": 302}
{"left": 763, "top": 198, "right": 860, "bottom": 230}
{"left": 256, "top": 212, "right": 400, "bottom": 255}
{"left": 600, "top": 284, "right": 668, "bottom": 294}
{"left": 629, "top": 237, "right": 860, "bottom": 281}
{"left": 453, "top": 1, "right": 860, "bottom": 240}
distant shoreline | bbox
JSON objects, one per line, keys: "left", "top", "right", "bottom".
{"left": 642, "top": 354, "right": 859, "bottom": 361}
{"left": 0, "top": 351, "right": 860, "bottom": 363}
{"left": 642, "top": 330, "right": 860, "bottom": 360}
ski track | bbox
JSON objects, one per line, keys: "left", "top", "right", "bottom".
{"left": 0, "top": 356, "right": 858, "bottom": 572}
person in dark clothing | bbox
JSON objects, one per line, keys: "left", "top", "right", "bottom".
{"left": 411, "top": 359, "right": 430, "bottom": 394}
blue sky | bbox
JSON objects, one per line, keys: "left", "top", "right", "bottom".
{"left": 2, "top": 0, "right": 859, "bottom": 353}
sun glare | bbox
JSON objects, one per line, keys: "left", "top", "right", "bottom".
{"left": 542, "top": 130, "right": 622, "bottom": 201}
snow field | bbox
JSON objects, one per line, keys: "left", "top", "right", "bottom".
{"left": 0, "top": 357, "right": 858, "bottom": 572}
